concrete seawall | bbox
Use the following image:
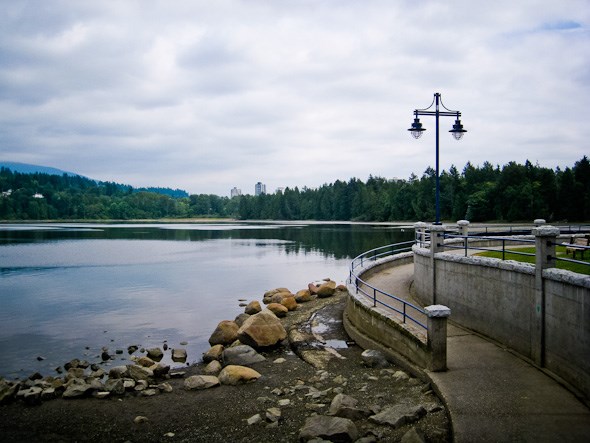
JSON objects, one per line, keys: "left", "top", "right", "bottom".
{"left": 413, "top": 245, "right": 590, "bottom": 401}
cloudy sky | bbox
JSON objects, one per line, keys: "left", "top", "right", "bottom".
{"left": 1, "top": 1, "right": 588, "bottom": 196}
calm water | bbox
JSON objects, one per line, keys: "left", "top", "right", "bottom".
{"left": 0, "top": 222, "right": 412, "bottom": 379}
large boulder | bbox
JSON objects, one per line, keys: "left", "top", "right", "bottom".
{"left": 208, "top": 320, "right": 239, "bottom": 346}
{"left": 281, "top": 296, "right": 298, "bottom": 311}
{"left": 234, "top": 313, "right": 251, "bottom": 327}
{"left": 127, "top": 365, "right": 153, "bottom": 382}
{"left": 237, "top": 309, "right": 287, "bottom": 348}
{"left": 146, "top": 348, "right": 163, "bottom": 361}
{"left": 108, "top": 366, "right": 129, "bottom": 379}
{"left": 244, "top": 300, "right": 261, "bottom": 315}
{"left": 295, "top": 289, "right": 313, "bottom": 303}
{"left": 299, "top": 415, "right": 358, "bottom": 442}
{"left": 203, "top": 344, "right": 224, "bottom": 363}
{"left": 262, "top": 288, "right": 291, "bottom": 304}
{"left": 62, "top": 381, "right": 92, "bottom": 399}
{"left": 218, "top": 365, "right": 261, "bottom": 385}
{"left": 222, "top": 345, "right": 266, "bottom": 367}
{"left": 266, "top": 303, "right": 288, "bottom": 318}
{"left": 316, "top": 280, "right": 337, "bottom": 298}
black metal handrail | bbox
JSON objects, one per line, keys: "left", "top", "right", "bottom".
{"left": 549, "top": 239, "right": 590, "bottom": 269}
{"left": 349, "top": 241, "right": 426, "bottom": 330}
{"left": 443, "top": 233, "right": 536, "bottom": 259}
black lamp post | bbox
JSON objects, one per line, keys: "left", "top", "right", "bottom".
{"left": 408, "top": 92, "right": 466, "bottom": 224}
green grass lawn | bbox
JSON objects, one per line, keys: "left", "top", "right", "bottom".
{"left": 476, "top": 246, "right": 590, "bottom": 275}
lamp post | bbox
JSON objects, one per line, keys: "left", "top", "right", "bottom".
{"left": 408, "top": 92, "right": 466, "bottom": 224}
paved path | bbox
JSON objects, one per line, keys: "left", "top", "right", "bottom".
{"left": 364, "top": 263, "right": 590, "bottom": 443}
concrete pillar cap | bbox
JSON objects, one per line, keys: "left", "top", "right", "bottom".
{"left": 424, "top": 305, "right": 451, "bottom": 318}
{"left": 457, "top": 220, "right": 470, "bottom": 226}
{"left": 533, "top": 219, "right": 546, "bottom": 225}
{"left": 414, "top": 222, "right": 428, "bottom": 228}
{"left": 430, "top": 224, "right": 446, "bottom": 232}
{"left": 532, "top": 225, "right": 560, "bottom": 237}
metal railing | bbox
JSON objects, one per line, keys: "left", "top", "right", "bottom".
{"left": 442, "top": 233, "right": 536, "bottom": 259}
{"left": 550, "top": 238, "right": 590, "bottom": 269}
{"left": 440, "top": 232, "right": 590, "bottom": 272}
{"left": 349, "top": 240, "right": 426, "bottom": 330}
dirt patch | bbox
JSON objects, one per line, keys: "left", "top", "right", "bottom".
{"left": 0, "top": 291, "right": 451, "bottom": 442}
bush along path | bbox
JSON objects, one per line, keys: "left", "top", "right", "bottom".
{"left": 0, "top": 279, "right": 451, "bottom": 442}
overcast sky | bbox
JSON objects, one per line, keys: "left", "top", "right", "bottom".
{"left": 1, "top": 1, "right": 588, "bottom": 196}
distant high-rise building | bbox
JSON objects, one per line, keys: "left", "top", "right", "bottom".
{"left": 255, "top": 182, "right": 266, "bottom": 196}
{"left": 230, "top": 187, "right": 242, "bottom": 198}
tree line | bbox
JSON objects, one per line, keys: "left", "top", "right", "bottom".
{"left": 1, "top": 156, "right": 589, "bottom": 222}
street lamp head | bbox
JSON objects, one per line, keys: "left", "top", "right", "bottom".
{"left": 408, "top": 117, "right": 426, "bottom": 139}
{"left": 449, "top": 118, "right": 467, "bottom": 140}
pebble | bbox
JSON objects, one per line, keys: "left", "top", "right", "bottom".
{"left": 134, "top": 416, "right": 149, "bottom": 424}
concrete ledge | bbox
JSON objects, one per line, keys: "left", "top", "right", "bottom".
{"left": 346, "top": 255, "right": 434, "bottom": 372}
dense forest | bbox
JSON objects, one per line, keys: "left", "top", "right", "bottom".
{"left": 1, "top": 157, "right": 589, "bottom": 222}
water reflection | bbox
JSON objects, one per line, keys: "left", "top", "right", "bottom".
{"left": 0, "top": 222, "right": 412, "bottom": 378}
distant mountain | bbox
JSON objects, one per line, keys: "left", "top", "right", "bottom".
{"left": 0, "top": 161, "right": 189, "bottom": 199}
{"left": 0, "top": 161, "right": 83, "bottom": 178}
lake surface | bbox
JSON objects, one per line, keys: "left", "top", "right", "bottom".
{"left": 0, "top": 222, "right": 413, "bottom": 379}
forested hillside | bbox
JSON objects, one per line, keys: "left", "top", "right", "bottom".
{"left": 1, "top": 157, "right": 589, "bottom": 222}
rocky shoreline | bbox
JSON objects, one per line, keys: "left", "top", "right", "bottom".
{"left": 0, "top": 279, "right": 451, "bottom": 442}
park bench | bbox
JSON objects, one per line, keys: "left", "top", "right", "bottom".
{"left": 565, "top": 235, "right": 590, "bottom": 259}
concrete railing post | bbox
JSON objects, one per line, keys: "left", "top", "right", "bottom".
{"left": 414, "top": 222, "right": 428, "bottom": 247}
{"left": 457, "top": 219, "right": 470, "bottom": 237}
{"left": 430, "top": 224, "right": 446, "bottom": 304}
{"left": 425, "top": 304, "right": 451, "bottom": 371}
{"left": 457, "top": 220, "right": 470, "bottom": 253}
{"left": 531, "top": 224, "right": 559, "bottom": 366}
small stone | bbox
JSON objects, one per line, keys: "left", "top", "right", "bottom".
{"left": 163, "top": 432, "right": 175, "bottom": 438}
{"left": 393, "top": 370, "right": 410, "bottom": 381}
{"left": 141, "top": 388, "right": 159, "bottom": 397}
{"left": 361, "top": 349, "right": 389, "bottom": 368}
{"left": 247, "top": 413, "right": 262, "bottom": 425}
{"left": 36, "top": 356, "right": 45, "bottom": 361}
{"left": 136, "top": 356, "right": 155, "bottom": 367}
{"left": 128, "top": 345, "right": 139, "bottom": 354}
{"left": 273, "top": 358, "right": 286, "bottom": 364}
{"left": 158, "top": 382, "right": 173, "bottom": 393}
{"left": 134, "top": 416, "right": 149, "bottom": 424}
{"left": 266, "top": 407, "right": 282, "bottom": 422}
{"left": 179, "top": 341, "right": 188, "bottom": 346}
{"left": 171, "top": 348, "right": 187, "bottom": 363}
{"left": 299, "top": 415, "right": 358, "bottom": 442}
{"left": 278, "top": 399, "right": 291, "bottom": 407}
{"left": 401, "top": 427, "right": 426, "bottom": 443}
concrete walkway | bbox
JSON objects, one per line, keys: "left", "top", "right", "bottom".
{"left": 364, "top": 263, "right": 590, "bottom": 443}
